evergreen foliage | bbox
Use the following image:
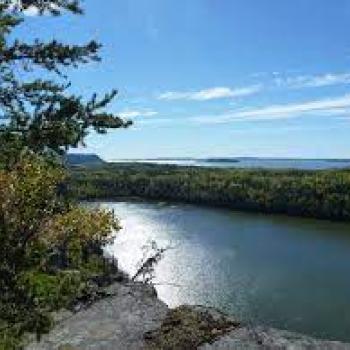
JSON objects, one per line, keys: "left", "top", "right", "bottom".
{"left": 0, "top": 0, "right": 131, "bottom": 159}
{"left": 0, "top": 1, "right": 126, "bottom": 347}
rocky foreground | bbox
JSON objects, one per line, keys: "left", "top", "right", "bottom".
{"left": 26, "top": 280, "right": 350, "bottom": 350}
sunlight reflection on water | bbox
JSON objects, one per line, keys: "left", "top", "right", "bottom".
{"left": 97, "top": 200, "right": 350, "bottom": 342}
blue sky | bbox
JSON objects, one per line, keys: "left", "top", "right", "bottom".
{"left": 18, "top": 0, "right": 350, "bottom": 159}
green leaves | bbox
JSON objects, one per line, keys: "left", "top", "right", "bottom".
{"left": 0, "top": 152, "right": 120, "bottom": 340}
{"left": 19, "top": 270, "right": 84, "bottom": 309}
{"left": 2, "top": 39, "right": 102, "bottom": 72}
{"left": 0, "top": 2, "right": 126, "bottom": 343}
{"left": 0, "top": 0, "right": 132, "bottom": 156}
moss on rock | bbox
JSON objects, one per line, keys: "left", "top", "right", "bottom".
{"left": 144, "top": 305, "right": 239, "bottom": 350}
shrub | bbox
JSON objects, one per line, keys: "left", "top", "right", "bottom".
{"left": 0, "top": 151, "right": 119, "bottom": 340}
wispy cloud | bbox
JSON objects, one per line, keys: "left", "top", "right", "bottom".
{"left": 137, "top": 118, "right": 173, "bottom": 126}
{"left": 192, "top": 94, "right": 350, "bottom": 124}
{"left": 275, "top": 73, "right": 350, "bottom": 89}
{"left": 119, "top": 109, "right": 158, "bottom": 119}
{"left": 158, "top": 85, "right": 261, "bottom": 101}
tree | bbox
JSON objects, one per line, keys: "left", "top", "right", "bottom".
{"left": 0, "top": 1, "right": 129, "bottom": 346}
{"left": 0, "top": 0, "right": 131, "bottom": 160}
{"left": 0, "top": 153, "right": 119, "bottom": 344}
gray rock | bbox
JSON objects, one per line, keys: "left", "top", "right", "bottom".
{"left": 200, "top": 326, "right": 350, "bottom": 350}
{"left": 26, "top": 282, "right": 168, "bottom": 350}
{"left": 26, "top": 281, "right": 350, "bottom": 350}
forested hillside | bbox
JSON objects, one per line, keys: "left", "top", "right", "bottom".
{"left": 71, "top": 163, "right": 350, "bottom": 221}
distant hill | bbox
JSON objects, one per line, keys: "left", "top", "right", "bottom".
{"left": 66, "top": 153, "right": 106, "bottom": 167}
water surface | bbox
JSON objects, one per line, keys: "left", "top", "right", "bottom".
{"left": 113, "top": 157, "right": 350, "bottom": 170}
{"left": 99, "top": 201, "right": 350, "bottom": 341}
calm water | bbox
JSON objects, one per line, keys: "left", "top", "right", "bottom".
{"left": 115, "top": 158, "right": 350, "bottom": 170}
{"left": 99, "top": 201, "right": 350, "bottom": 342}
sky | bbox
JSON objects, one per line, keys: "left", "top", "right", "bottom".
{"left": 16, "top": 0, "right": 350, "bottom": 159}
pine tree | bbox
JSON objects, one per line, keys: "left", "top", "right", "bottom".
{"left": 0, "top": 2, "right": 128, "bottom": 346}
{"left": 0, "top": 0, "right": 131, "bottom": 158}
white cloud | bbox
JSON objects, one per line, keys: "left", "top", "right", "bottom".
{"left": 137, "top": 118, "right": 173, "bottom": 126}
{"left": 158, "top": 85, "right": 261, "bottom": 101}
{"left": 276, "top": 73, "right": 350, "bottom": 89}
{"left": 119, "top": 110, "right": 158, "bottom": 119}
{"left": 192, "top": 94, "right": 350, "bottom": 124}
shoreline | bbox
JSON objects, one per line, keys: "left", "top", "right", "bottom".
{"left": 83, "top": 196, "right": 350, "bottom": 226}
{"left": 71, "top": 163, "right": 350, "bottom": 223}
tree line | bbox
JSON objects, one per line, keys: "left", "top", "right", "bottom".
{"left": 71, "top": 163, "right": 350, "bottom": 221}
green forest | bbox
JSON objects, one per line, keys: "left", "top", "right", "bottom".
{"left": 71, "top": 163, "right": 350, "bottom": 221}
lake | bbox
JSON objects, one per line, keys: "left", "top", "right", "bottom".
{"left": 114, "top": 158, "right": 350, "bottom": 170}
{"left": 99, "top": 200, "right": 350, "bottom": 342}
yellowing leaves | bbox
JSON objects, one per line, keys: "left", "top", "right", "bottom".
{"left": 0, "top": 151, "right": 119, "bottom": 272}
{"left": 41, "top": 207, "right": 120, "bottom": 247}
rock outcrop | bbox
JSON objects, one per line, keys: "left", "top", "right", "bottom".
{"left": 26, "top": 281, "right": 350, "bottom": 350}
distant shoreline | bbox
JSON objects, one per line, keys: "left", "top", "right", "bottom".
{"left": 67, "top": 153, "right": 350, "bottom": 171}
{"left": 107, "top": 157, "right": 350, "bottom": 171}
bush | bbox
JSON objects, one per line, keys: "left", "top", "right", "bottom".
{"left": 0, "top": 151, "right": 119, "bottom": 342}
